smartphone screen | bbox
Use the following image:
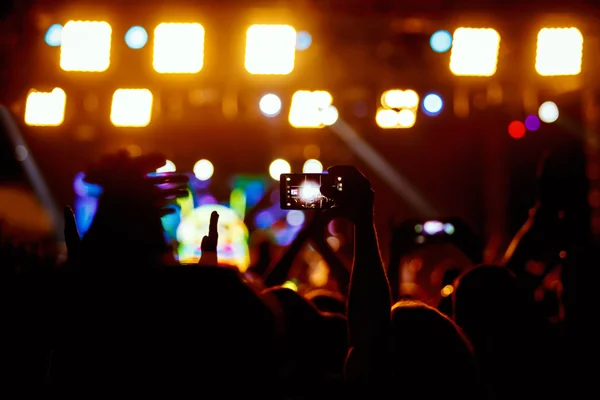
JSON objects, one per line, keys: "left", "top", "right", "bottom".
{"left": 280, "top": 173, "right": 343, "bottom": 209}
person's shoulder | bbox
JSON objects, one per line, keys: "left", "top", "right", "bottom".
{"left": 153, "top": 264, "right": 242, "bottom": 287}
{"left": 177, "top": 264, "right": 241, "bottom": 280}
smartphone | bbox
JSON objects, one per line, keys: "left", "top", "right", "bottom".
{"left": 419, "top": 220, "right": 455, "bottom": 235}
{"left": 280, "top": 173, "right": 343, "bottom": 209}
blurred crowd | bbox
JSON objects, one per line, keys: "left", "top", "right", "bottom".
{"left": 0, "top": 150, "right": 588, "bottom": 399}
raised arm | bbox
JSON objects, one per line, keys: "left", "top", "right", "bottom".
{"left": 326, "top": 166, "right": 391, "bottom": 388}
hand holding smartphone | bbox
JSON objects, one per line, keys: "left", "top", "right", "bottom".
{"left": 280, "top": 173, "right": 344, "bottom": 210}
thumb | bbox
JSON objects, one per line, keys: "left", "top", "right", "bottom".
{"left": 64, "top": 205, "right": 81, "bottom": 259}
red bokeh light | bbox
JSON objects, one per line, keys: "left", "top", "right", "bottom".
{"left": 508, "top": 121, "right": 526, "bottom": 139}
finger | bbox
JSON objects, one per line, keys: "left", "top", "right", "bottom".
{"left": 209, "top": 211, "right": 219, "bottom": 239}
{"left": 147, "top": 173, "right": 189, "bottom": 185}
{"left": 160, "top": 188, "right": 190, "bottom": 199}
{"left": 200, "top": 235, "right": 217, "bottom": 253}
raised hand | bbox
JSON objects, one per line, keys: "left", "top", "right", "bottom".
{"left": 199, "top": 211, "right": 219, "bottom": 266}
{"left": 80, "top": 151, "right": 189, "bottom": 267}
{"left": 85, "top": 151, "right": 189, "bottom": 214}
{"left": 324, "top": 165, "right": 374, "bottom": 224}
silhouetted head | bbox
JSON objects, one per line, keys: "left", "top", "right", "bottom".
{"left": 49, "top": 266, "right": 280, "bottom": 396}
{"left": 454, "top": 265, "right": 531, "bottom": 345}
{"left": 390, "top": 300, "right": 481, "bottom": 399}
{"left": 305, "top": 289, "right": 346, "bottom": 314}
{"left": 264, "top": 287, "right": 348, "bottom": 398}
{"left": 453, "top": 264, "right": 549, "bottom": 398}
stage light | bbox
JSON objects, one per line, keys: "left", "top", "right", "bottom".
{"left": 303, "top": 159, "right": 323, "bottom": 173}
{"left": 269, "top": 159, "right": 291, "bottom": 181}
{"left": 45, "top": 24, "right": 63, "bottom": 47}
{"left": 286, "top": 210, "right": 305, "bottom": 226}
{"left": 245, "top": 24, "right": 296, "bottom": 75}
{"left": 449, "top": 28, "right": 500, "bottom": 76}
{"left": 538, "top": 101, "right": 559, "bottom": 123}
{"left": 378, "top": 90, "right": 418, "bottom": 129}
{"left": 60, "top": 21, "right": 112, "bottom": 72}
{"left": 259, "top": 93, "right": 282, "bottom": 117}
{"left": 398, "top": 109, "right": 417, "bottom": 128}
{"left": 153, "top": 23, "right": 205, "bottom": 73}
{"left": 376, "top": 109, "right": 399, "bottom": 129}
{"left": 289, "top": 90, "right": 336, "bottom": 128}
{"left": 193, "top": 159, "right": 214, "bottom": 181}
{"left": 430, "top": 30, "right": 452, "bottom": 53}
{"left": 110, "top": 89, "right": 153, "bottom": 127}
{"left": 296, "top": 31, "right": 312, "bottom": 51}
{"left": 157, "top": 160, "right": 176, "bottom": 173}
{"left": 321, "top": 105, "right": 339, "bottom": 126}
{"left": 382, "top": 90, "right": 419, "bottom": 109}
{"left": 536, "top": 27, "right": 583, "bottom": 76}
{"left": 423, "top": 93, "right": 443, "bottom": 115}
{"left": 125, "top": 26, "right": 148, "bottom": 49}
{"left": 24, "top": 88, "right": 66, "bottom": 126}
{"left": 525, "top": 115, "right": 541, "bottom": 131}
{"left": 508, "top": 120, "right": 526, "bottom": 139}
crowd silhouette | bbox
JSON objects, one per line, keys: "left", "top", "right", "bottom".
{"left": 0, "top": 149, "right": 583, "bottom": 399}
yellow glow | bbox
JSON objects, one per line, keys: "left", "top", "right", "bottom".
{"left": 259, "top": 93, "right": 283, "bottom": 116}
{"left": 375, "top": 108, "right": 399, "bottom": 129}
{"left": 60, "top": 21, "right": 112, "bottom": 72}
{"left": 24, "top": 88, "right": 66, "bottom": 126}
{"left": 282, "top": 280, "right": 298, "bottom": 291}
{"left": 157, "top": 160, "right": 176, "bottom": 173}
{"left": 245, "top": 24, "right": 296, "bottom": 75}
{"left": 536, "top": 27, "right": 583, "bottom": 76}
{"left": 302, "top": 159, "right": 323, "bottom": 173}
{"left": 441, "top": 284, "right": 454, "bottom": 297}
{"left": 398, "top": 109, "right": 416, "bottom": 128}
{"left": 269, "top": 159, "right": 291, "bottom": 181}
{"left": 382, "top": 90, "right": 419, "bottom": 109}
{"left": 309, "top": 260, "right": 329, "bottom": 287}
{"left": 153, "top": 23, "right": 205, "bottom": 73}
{"left": 326, "top": 236, "right": 341, "bottom": 251}
{"left": 377, "top": 89, "right": 419, "bottom": 129}
{"left": 110, "top": 89, "right": 153, "bottom": 127}
{"left": 193, "top": 159, "right": 214, "bottom": 181}
{"left": 450, "top": 28, "right": 500, "bottom": 76}
{"left": 289, "top": 90, "right": 337, "bottom": 128}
